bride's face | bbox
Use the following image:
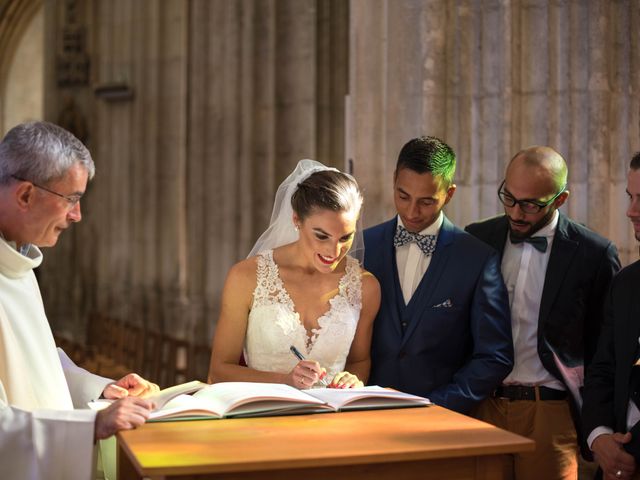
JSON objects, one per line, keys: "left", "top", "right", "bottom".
{"left": 294, "top": 208, "right": 358, "bottom": 272}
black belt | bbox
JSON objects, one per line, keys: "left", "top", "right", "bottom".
{"left": 492, "top": 385, "right": 568, "bottom": 401}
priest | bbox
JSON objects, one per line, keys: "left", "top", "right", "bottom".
{"left": 0, "top": 121, "right": 158, "bottom": 479}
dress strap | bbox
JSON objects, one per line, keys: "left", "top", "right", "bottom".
{"left": 340, "top": 255, "right": 362, "bottom": 309}
{"left": 252, "top": 250, "right": 294, "bottom": 310}
{"left": 252, "top": 250, "right": 277, "bottom": 307}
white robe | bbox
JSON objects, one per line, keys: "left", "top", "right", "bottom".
{"left": 0, "top": 238, "right": 112, "bottom": 479}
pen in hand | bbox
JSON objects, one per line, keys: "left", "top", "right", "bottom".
{"left": 289, "top": 345, "right": 329, "bottom": 387}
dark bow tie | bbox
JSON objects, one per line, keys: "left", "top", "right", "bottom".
{"left": 509, "top": 234, "right": 548, "bottom": 253}
{"left": 394, "top": 225, "right": 437, "bottom": 256}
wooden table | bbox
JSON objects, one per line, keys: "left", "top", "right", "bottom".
{"left": 117, "top": 406, "right": 534, "bottom": 480}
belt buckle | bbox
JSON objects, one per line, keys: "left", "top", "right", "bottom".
{"left": 521, "top": 386, "right": 533, "bottom": 401}
{"left": 494, "top": 386, "right": 513, "bottom": 401}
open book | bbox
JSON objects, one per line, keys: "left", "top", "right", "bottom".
{"left": 90, "top": 381, "right": 431, "bottom": 421}
{"left": 146, "top": 380, "right": 209, "bottom": 409}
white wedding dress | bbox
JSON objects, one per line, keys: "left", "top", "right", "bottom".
{"left": 245, "top": 250, "right": 362, "bottom": 380}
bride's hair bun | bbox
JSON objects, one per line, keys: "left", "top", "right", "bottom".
{"left": 291, "top": 170, "right": 363, "bottom": 221}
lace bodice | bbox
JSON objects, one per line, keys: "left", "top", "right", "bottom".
{"left": 245, "top": 250, "right": 362, "bottom": 380}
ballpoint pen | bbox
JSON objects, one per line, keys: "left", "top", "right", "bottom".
{"left": 289, "top": 345, "right": 329, "bottom": 387}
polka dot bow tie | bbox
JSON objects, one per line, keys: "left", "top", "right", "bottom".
{"left": 393, "top": 225, "right": 437, "bottom": 256}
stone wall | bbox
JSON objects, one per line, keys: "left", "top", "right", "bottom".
{"left": 0, "top": 0, "right": 43, "bottom": 134}
{"left": 1, "top": 0, "right": 636, "bottom": 357}
{"left": 350, "top": 0, "right": 640, "bottom": 267}
{"left": 37, "top": 0, "right": 349, "bottom": 349}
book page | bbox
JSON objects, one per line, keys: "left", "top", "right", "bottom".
{"left": 92, "top": 382, "right": 332, "bottom": 421}
{"left": 226, "top": 400, "right": 332, "bottom": 417}
{"left": 88, "top": 382, "right": 215, "bottom": 421}
{"left": 305, "top": 386, "right": 431, "bottom": 410}
{"left": 148, "top": 380, "right": 208, "bottom": 409}
{"left": 193, "top": 382, "right": 329, "bottom": 417}
{"left": 150, "top": 394, "right": 223, "bottom": 420}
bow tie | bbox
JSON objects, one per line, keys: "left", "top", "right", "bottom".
{"left": 394, "top": 225, "right": 437, "bottom": 256}
{"left": 509, "top": 234, "right": 548, "bottom": 253}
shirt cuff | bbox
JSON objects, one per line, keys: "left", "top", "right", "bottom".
{"left": 587, "top": 426, "right": 614, "bottom": 450}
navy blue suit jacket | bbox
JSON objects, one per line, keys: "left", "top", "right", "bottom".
{"left": 364, "top": 216, "right": 513, "bottom": 414}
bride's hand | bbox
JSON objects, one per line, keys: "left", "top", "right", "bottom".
{"left": 329, "top": 371, "right": 363, "bottom": 389}
{"left": 287, "top": 360, "right": 326, "bottom": 389}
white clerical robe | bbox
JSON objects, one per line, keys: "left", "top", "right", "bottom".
{"left": 0, "top": 237, "right": 111, "bottom": 479}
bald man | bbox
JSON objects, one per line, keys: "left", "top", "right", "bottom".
{"left": 466, "top": 146, "right": 620, "bottom": 480}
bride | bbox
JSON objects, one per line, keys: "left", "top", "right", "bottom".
{"left": 208, "top": 160, "right": 380, "bottom": 389}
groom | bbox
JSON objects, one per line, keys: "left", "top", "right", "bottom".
{"left": 364, "top": 136, "right": 513, "bottom": 414}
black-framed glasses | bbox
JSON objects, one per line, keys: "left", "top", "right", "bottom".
{"left": 497, "top": 180, "right": 566, "bottom": 214}
{"left": 11, "top": 175, "right": 82, "bottom": 207}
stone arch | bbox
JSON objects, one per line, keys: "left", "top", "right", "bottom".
{"left": 0, "top": 0, "right": 43, "bottom": 134}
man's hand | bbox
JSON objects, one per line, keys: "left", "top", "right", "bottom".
{"left": 592, "top": 432, "right": 636, "bottom": 479}
{"left": 94, "top": 397, "right": 155, "bottom": 441}
{"left": 102, "top": 373, "right": 159, "bottom": 399}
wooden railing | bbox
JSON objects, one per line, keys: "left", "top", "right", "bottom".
{"left": 53, "top": 314, "right": 212, "bottom": 388}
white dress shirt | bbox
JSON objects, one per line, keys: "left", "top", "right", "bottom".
{"left": 587, "top": 343, "right": 640, "bottom": 449}
{"left": 395, "top": 212, "right": 443, "bottom": 305}
{"left": 501, "top": 210, "right": 564, "bottom": 390}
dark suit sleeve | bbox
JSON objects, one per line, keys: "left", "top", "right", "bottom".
{"left": 428, "top": 251, "right": 514, "bottom": 413}
{"left": 584, "top": 242, "right": 621, "bottom": 367}
{"left": 582, "top": 277, "right": 617, "bottom": 437}
{"left": 463, "top": 223, "right": 479, "bottom": 236}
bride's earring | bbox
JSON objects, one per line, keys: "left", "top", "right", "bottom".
{"left": 294, "top": 224, "right": 299, "bottom": 232}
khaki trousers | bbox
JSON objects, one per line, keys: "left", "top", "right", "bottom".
{"left": 475, "top": 396, "right": 578, "bottom": 480}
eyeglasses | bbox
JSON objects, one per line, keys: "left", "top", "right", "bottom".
{"left": 11, "top": 175, "right": 83, "bottom": 207}
{"left": 497, "top": 180, "right": 566, "bottom": 214}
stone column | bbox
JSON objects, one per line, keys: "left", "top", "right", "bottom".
{"left": 41, "top": 0, "right": 191, "bottom": 339}
{"left": 349, "top": 0, "right": 640, "bottom": 264}
{"left": 185, "top": 0, "right": 348, "bottom": 347}
{"left": 30, "top": 0, "right": 639, "bottom": 361}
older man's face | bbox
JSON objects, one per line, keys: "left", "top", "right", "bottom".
{"left": 28, "top": 163, "right": 88, "bottom": 247}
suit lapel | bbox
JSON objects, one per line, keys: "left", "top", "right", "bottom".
{"left": 400, "top": 216, "right": 456, "bottom": 348}
{"left": 539, "top": 214, "right": 579, "bottom": 325}
{"left": 484, "top": 216, "right": 509, "bottom": 259}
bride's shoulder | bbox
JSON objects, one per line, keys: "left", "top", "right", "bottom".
{"left": 359, "top": 267, "right": 381, "bottom": 293}
{"left": 343, "top": 257, "right": 379, "bottom": 292}
{"left": 226, "top": 255, "right": 262, "bottom": 283}
{"left": 359, "top": 269, "right": 381, "bottom": 312}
